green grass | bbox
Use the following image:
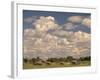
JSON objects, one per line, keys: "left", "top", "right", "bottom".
{"left": 23, "top": 61, "right": 91, "bottom": 69}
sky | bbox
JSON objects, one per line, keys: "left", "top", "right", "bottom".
{"left": 23, "top": 10, "right": 91, "bottom": 33}
{"left": 23, "top": 10, "right": 91, "bottom": 59}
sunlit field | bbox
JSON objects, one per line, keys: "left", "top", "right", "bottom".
{"left": 23, "top": 57, "right": 91, "bottom": 69}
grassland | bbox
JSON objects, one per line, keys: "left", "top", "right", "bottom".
{"left": 23, "top": 61, "right": 91, "bottom": 69}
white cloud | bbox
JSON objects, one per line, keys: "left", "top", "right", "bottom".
{"left": 24, "top": 28, "right": 90, "bottom": 59}
{"left": 23, "top": 15, "right": 91, "bottom": 59}
{"left": 67, "top": 16, "right": 83, "bottom": 23}
{"left": 82, "top": 18, "right": 91, "bottom": 28}
{"left": 24, "top": 16, "right": 37, "bottom": 23}
{"left": 51, "top": 30, "right": 71, "bottom": 38}
{"left": 33, "top": 16, "right": 59, "bottom": 32}
{"left": 24, "top": 28, "right": 35, "bottom": 35}
{"left": 63, "top": 22, "right": 79, "bottom": 30}
{"left": 67, "top": 16, "right": 91, "bottom": 28}
{"left": 46, "top": 16, "right": 55, "bottom": 21}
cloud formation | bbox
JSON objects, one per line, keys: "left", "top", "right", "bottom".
{"left": 63, "top": 22, "right": 78, "bottom": 30}
{"left": 24, "top": 28, "right": 90, "bottom": 59}
{"left": 32, "top": 16, "right": 59, "bottom": 32}
{"left": 24, "top": 16, "right": 38, "bottom": 23}
{"left": 67, "top": 16, "right": 83, "bottom": 23}
{"left": 23, "top": 14, "right": 91, "bottom": 59}
{"left": 82, "top": 18, "right": 91, "bottom": 28}
{"left": 67, "top": 16, "right": 91, "bottom": 28}
{"left": 24, "top": 15, "right": 91, "bottom": 33}
{"left": 24, "top": 28, "right": 35, "bottom": 37}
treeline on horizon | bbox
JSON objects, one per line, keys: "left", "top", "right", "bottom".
{"left": 23, "top": 56, "right": 91, "bottom": 65}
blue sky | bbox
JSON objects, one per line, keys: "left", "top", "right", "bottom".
{"left": 23, "top": 10, "right": 91, "bottom": 33}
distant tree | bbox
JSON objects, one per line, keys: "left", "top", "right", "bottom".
{"left": 45, "top": 62, "right": 51, "bottom": 65}
{"left": 36, "top": 57, "right": 41, "bottom": 61}
{"left": 47, "top": 57, "right": 66, "bottom": 62}
{"left": 47, "top": 58, "right": 58, "bottom": 62}
{"left": 79, "top": 57, "right": 84, "bottom": 61}
{"left": 31, "top": 57, "right": 43, "bottom": 65}
{"left": 31, "top": 58, "right": 37, "bottom": 64}
{"left": 66, "top": 56, "right": 73, "bottom": 62}
{"left": 79, "top": 56, "right": 91, "bottom": 61}
{"left": 23, "top": 58, "right": 28, "bottom": 63}
{"left": 59, "top": 58, "right": 66, "bottom": 62}
{"left": 59, "top": 62, "right": 64, "bottom": 65}
{"left": 84, "top": 56, "right": 91, "bottom": 61}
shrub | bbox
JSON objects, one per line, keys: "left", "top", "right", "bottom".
{"left": 23, "top": 58, "right": 28, "bottom": 63}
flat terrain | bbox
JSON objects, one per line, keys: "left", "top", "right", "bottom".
{"left": 23, "top": 61, "right": 91, "bottom": 69}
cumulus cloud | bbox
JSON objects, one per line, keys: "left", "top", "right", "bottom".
{"left": 67, "top": 16, "right": 83, "bottom": 23}
{"left": 24, "top": 28, "right": 36, "bottom": 38}
{"left": 23, "top": 15, "right": 91, "bottom": 59}
{"left": 24, "top": 28, "right": 90, "bottom": 59}
{"left": 63, "top": 22, "right": 79, "bottom": 30}
{"left": 82, "top": 18, "right": 91, "bottom": 28}
{"left": 24, "top": 16, "right": 38, "bottom": 23}
{"left": 66, "top": 16, "right": 91, "bottom": 29}
{"left": 51, "top": 30, "right": 71, "bottom": 38}
{"left": 46, "top": 16, "right": 55, "bottom": 21}
{"left": 32, "top": 16, "right": 59, "bottom": 32}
